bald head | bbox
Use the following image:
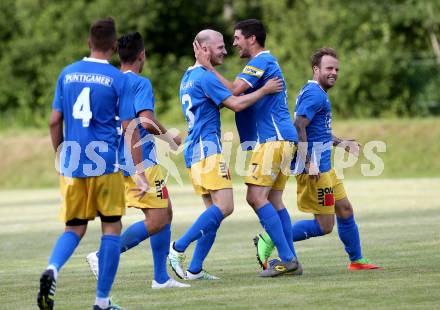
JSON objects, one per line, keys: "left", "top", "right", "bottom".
{"left": 194, "top": 29, "right": 227, "bottom": 67}
{"left": 195, "top": 29, "right": 223, "bottom": 46}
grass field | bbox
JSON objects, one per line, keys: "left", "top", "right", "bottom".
{"left": 1, "top": 178, "right": 439, "bottom": 309}
{"left": 1, "top": 118, "right": 440, "bottom": 189}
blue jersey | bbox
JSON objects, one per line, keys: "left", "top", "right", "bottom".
{"left": 179, "top": 65, "right": 232, "bottom": 168}
{"left": 295, "top": 80, "right": 333, "bottom": 173}
{"left": 118, "top": 71, "right": 157, "bottom": 177}
{"left": 52, "top": 57, "right": 134, "bottom": 178}
{"left": 235, "top": 105, "right": 257, "bottom": 150}
{"left": 237, "top": 51, "right": 297, "bottom": 143}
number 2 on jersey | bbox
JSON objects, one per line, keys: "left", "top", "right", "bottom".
{"left": 181, "top": 94, "right": 195, "bottom": 129}
{"left": 73, "top": 87, "right": 92, "bottom": 127}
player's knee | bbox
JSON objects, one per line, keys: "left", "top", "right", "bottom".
{"left": 335, "top": 199, "right": 353, "bottom": 218}
{"left": 316, "top": 215, "right": 334, "bottom": 234}
{"left": 320, "top": 224, "right": 334, "bottom": 234}
{"left": 246, "top": 193, "right": 264, "bottom": 209}
{"left": 216, "top": 203, "right": 234, "bottom": 217}
{"left": 146, "top": 217, "right": 167, "bottom": 234}
{"left": 65, "top": 219, "right": 88, "bottom": 238}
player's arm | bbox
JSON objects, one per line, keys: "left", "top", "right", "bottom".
{"left": 294, "top": 116, "right": 319, "bottom": 180}
{"left": 332, "top": 134, "right": 361, "bottom": 156}
{"left": 221, "top": 77, "right": 282, "bottom": 112}
{"left": 121, "top": 119, "right": 149, "bottom": 197}
{"left": 193, "top": 40, "right": 250, "bottom": 95}
{"left": 138, "top": 109, "right": 181, "bottom": 151}
{"left": 49, "top": 110, "right": 63, "bottom": 152}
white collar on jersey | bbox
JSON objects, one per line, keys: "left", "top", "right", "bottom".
{"left": 83, "top": 57, "right": 109, "bottom": 64}
{"left": 307, "top": 80, "right": 327, "bottom": 93}
{"left": 253, "top": 50, "right": 270, "bottom": 58}
{"left": 123, "top": 70, "right": 133, "bottom": 74}
{"left": 188, "top": 64, "right": 203, "bottom": 70}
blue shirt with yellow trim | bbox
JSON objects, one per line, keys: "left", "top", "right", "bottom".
{"left": 118, "top": 71, "right": 158, "bottom": 177}
{"left": 294, "top": 80, "right": 332, "bottom": 173}
{"left": 179, "top": 65, "right": 232, "bottom": 168}
{"left": 236, "top": 51, "right": 297, "bottom": 144}
{"left": 52, "top": 57, "right": 135, "bottom": 178}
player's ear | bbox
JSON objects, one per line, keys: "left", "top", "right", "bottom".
{"left": 312, "top": 65, "right": 319, "bottom": 74}
{"left": 139, "top": 50, "right": 145, "bottom": 61}
{"left": 111, "top": 40, "right": 118, "bottom": 53}
{"left": 87, "top": 37, "right": 92, "bottom": 49}
{"left": 201, "top": 43, "right": 209, "bottom": 52}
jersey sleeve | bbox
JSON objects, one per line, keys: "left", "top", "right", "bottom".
{"left": 118, "top": 76, "right": 136, "bottom": 121}
{"left": 237, "top": 57, "right": 267, "bottom": 88}
{"left": 134, "top": 78, "right": 155, "bottom": 114}
{"left": 51, "top": 73, "right": 64, "bottom": 112}
{"left": 295, "top": 88, "right": 324, "bottom": 121}
{"left": 200, "top": 71, "right": 232, "bottom": 106}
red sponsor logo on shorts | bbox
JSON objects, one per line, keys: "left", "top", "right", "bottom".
{"left": 162, "top": 186, "right": 169, "bottom": 199}
{"left": 318, "top": 187, "right": 334, "bottom": 206}
{"left": 155, "top": 180, "right": 168, "bottom": 199}
{"left": 324, "top": 193, "right": 334, "bottom": 206}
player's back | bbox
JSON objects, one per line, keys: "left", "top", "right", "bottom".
{"left": 179, "top": 65, "right": 230, "bottom": 167}
{"left": 118, "top": 71, "right": 157, "bottom": 175}
{"left": 54, "top": 57, "right": 131, "bottom": 177}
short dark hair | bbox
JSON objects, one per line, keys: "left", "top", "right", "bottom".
{"left": 311, "top": 48, "right": 338, "bottom": 68}
{"left": 118, "top": 32, "right": 144, "bottom": 63}
{"left": 234, "top": 19, "right": 266, "bottom": 47}
{"left": 89, "top": 17, "right": 117, "bottom": 52}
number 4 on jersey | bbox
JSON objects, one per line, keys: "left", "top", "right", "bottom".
{"left": 73, "top": 87, "right": 92, "bottom": 127}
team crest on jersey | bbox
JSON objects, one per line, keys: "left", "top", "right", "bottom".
{"left": 242, "top": 66, "right": 264, "bottom": 78}
{"left": 317, "top": 187, "right": 334, "bottom": 206}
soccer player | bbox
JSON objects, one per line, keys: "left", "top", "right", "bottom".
{"left": 85, "top": 32, "right": 189, "bottom": 290}
{"left": 168, "top": 29, "right": 284, "bottom": 280}
{"left": 255, "top": 48, "right": 382, "bottom": 271}
{"left": 37, "top": 18, "right": 148, "bottom": 310}
{"left": 194, "top": 19, "right": 300, "bottom": 277}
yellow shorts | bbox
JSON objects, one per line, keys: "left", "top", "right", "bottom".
{"left": 188, "top": 153, "right": 232, "bottom": 196}
{"left": 59, "top": 172, "right": 125, "bottom": 223}
{"left": 124, "top": 165, "right": 169, "bottom": 209}
{"left": 296, "top": 168, "right": 347, "bottom": 215}
{"left": 245, "top": 141, "right": 296, "bottom": 190}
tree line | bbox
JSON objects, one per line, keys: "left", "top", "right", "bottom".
{"left": 0, "top": 0, "right": 438, "bottom": 128}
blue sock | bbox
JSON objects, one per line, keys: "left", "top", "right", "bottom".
{"left": 291, "top": 219, "right": 324, "bottom": 241}
{"left": 97, "top": 235, "right": 121, "bottom": 298}
{"left": 277, "top": 208, "right": 296, "bottom": 257}
{"left": 187, "top": 230, "right": 217, "bottom": 274}
{"left": 150, "top": 224, "right": 171, "bottom": 284}
{"left": 256, "top": 203, "right": 294, "bottom": 262}
{"left": 48, "top": 231, "right": 80, "bottom": 271}
{"left": 337, "top": 215, "right": 363, "bottom": 261}
{"left": 174, "top": 205, "right": 223, "bottom": 252}
{"left": 120, "top": 220, "right": 149, "bottom": 253}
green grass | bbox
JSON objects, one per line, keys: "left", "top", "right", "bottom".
{"left": 1, "top": 179, "right": 439, "bottom": 309}
{"left": 1, "top": 118, "right": 439, "bottom": 189}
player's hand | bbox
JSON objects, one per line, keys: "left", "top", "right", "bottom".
{"left": 167, "top": 128, "right": 182, "bottom": 151}
{"left": 305, "top": 161, "right": 320, "bottom": 181}
{"left": 340, "top": 139, "right": 362, "bottom": 156}
{"left": 193, "top": 40, "right": 214, "bottom": 71}
{"left": 131, "top": 172, "right": 149, "bottom": 199}
{"left": 262, "top": 77, "right": 283, "bottom": 94}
